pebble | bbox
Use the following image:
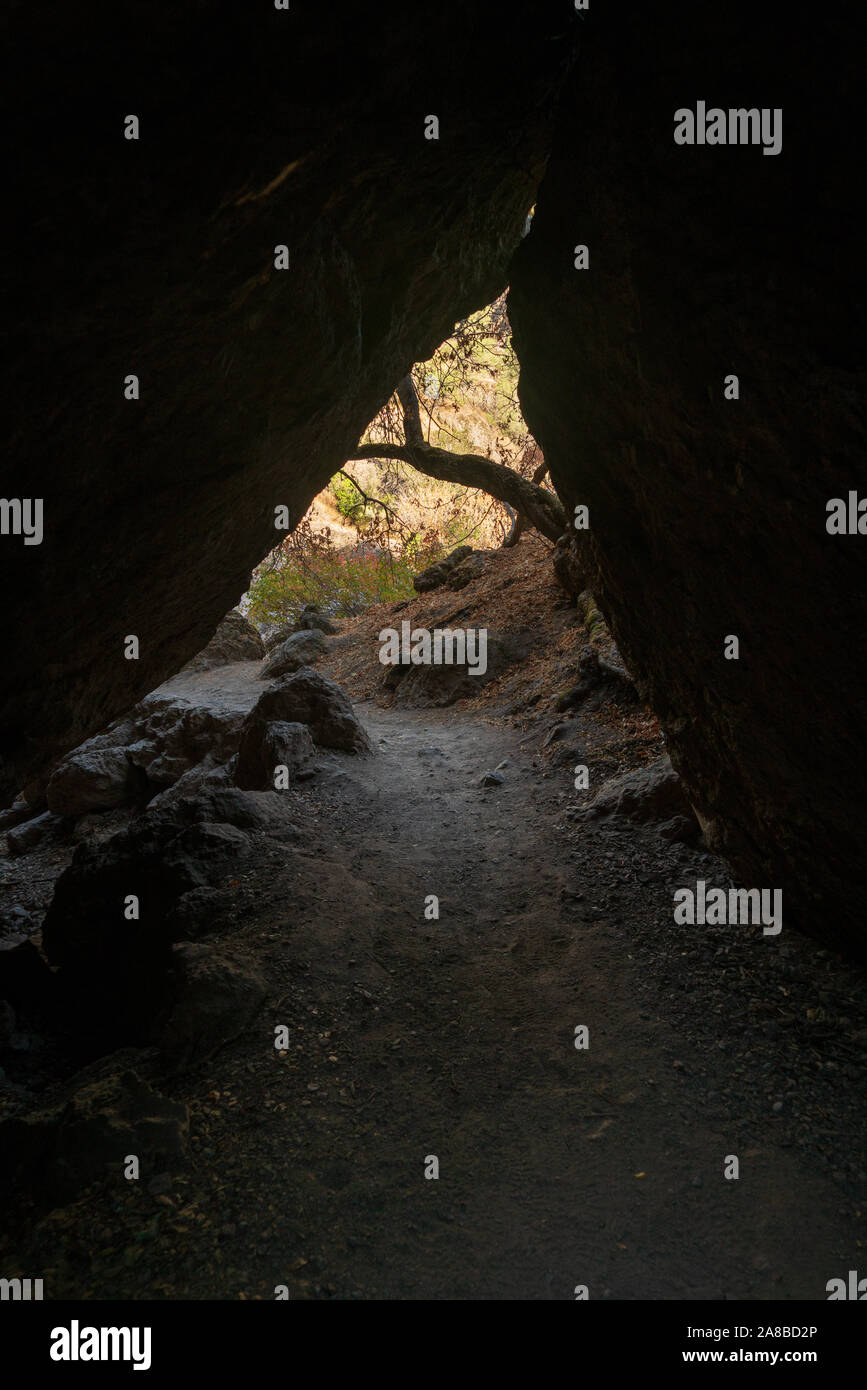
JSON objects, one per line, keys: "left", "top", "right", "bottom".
{"left": 480, "top": 771, "right": 505, "bottom": 787}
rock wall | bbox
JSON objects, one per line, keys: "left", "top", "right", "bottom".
{"left": 509, "top": 5, "right": 867, "bottom": 955}
{"left": 0, "top": 3, "right": 575, "bottom": 801}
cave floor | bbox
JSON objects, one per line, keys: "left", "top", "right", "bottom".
{"left": 8, "top": 699, "right": 867, "bottom": 1300}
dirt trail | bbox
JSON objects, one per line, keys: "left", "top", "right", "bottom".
{"left": 18, "top": 689, "right": 863, "bottom": 1302}
{"left": 246, "top": 703, "right": 861, "bottom": 1300}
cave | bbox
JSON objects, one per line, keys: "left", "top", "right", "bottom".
{"left": 0, "top": 0, "right": 865, "bottom": 1327}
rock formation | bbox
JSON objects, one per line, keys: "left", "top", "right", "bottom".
{"left": 180, "top": 611, "right": 265, "bottom": 674}
{"left": 258, "top": 628, "right": 327, "bottom": 680}
{"left": 1, "top": 4, "right": 864, "bottom": 957}
{"left": 0, "top": 4, "right": 574, "bottom": 800}
{"left": 508, "top": 6, "right": 866, "bottom": 956}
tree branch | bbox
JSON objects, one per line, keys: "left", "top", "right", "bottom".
{"left": 336, "top": 469, "right": 416, "bottom": 539}
{"left": 397, "top": 375, "right": 424, "bottom": 446}
{"left": 352, "top": 374, "right": 567, "bottom": 543}
{"left": 349, "top": 439, "right": 566, "bottom": 543}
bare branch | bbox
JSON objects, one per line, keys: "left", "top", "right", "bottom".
{"left": 336, "top": 469, "right": 416, "bottom": 539}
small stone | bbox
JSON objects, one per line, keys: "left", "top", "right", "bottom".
{"left": 480, "top": 771, "right": 505, "bottom": 787}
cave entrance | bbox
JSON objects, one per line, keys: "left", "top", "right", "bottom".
{"left": 242, "top": 293, "right": 560, "bottom": 643}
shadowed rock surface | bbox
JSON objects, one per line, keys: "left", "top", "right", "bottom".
{"left": 40, "top": 800, "right": 254, "bottom": 1041}
{"left": 508, "top": 6, "right": 867, "bottom": 956}
{"left": 0, "top": 4, "right": 574, "bottom": 800}
{"left": 234, "top": 719, "right": 315, "bottom": 791}
{"left": 412, "top": 545, "right": 475, "bottom": 593}
{"left": 0, "top": 1068, "right": 188, "bottom": 1207}
{"left": 158, "top": 943, "right": 266, "bottom": 1072}
{"left": 246, "top": 669, "right": 372, "bottom": 754}
{"left": 180, "top": 610, "right": 265, "bottom": 674}
{"left": 577, "top": 758, "right": 695, "bottom": 826}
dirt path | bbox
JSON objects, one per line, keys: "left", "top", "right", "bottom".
{"left": 15, "top": 696, "right": 865, "bottom": 1300}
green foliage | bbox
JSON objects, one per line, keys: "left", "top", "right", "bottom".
{"left": 331, "top": 472, "right": 363, "bottom": 519}
{"left": 246, "top": 523, "right": 444, "bottom": 629}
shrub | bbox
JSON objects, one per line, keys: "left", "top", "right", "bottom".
{"left": 246, "top": 525, "right": 442, "bottom": 631}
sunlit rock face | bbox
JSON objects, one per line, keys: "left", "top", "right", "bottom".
{"left": 509, "top": 5, "right": 867, "bottom": 956}
{"left": 0, "top": 4, "right": 575, "bottom": 801}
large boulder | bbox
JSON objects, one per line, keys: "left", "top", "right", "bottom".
{"left": 43, "top": 806, "right": 252, "bottom": 967}
{"left": 126, "top": 695, "right": 247, "bottom": 787}
{"left": 577, "top": 757, "right": 696, "bottom": 825}
{"left": 245, "top": 669, "right": 372, "bottom": 754}
{"left": 146, "top": 754, "right": 234, "bottom": 809}
{"left": 6, "top": 810, "right": 67, "bottom": 856}
{"left": 446, "top": 551, "right": 490, "bottom": 590}
{"left": 41, "top": 799, "right": 253, "bottom": 1040}
{"left": 413, "top": 546, "right": 475, "bottom": 593}
{"left": 180, "top": 609, "right": 265, "bottom": 673}
{"left": 234, "top": 719, "right": 315, "bottom": 791}
{"left": 258, "top": 628, "right": 327, "bottom": 680}
{"left": 296, "top": 604, "right": 337, "bottom": 635}
{"left": 264, "top": 609, "right": 337, "bottom": 654}
{"left": 46, "top": 745, "right": 139, "bottom": 816}
{"left": 44, "top": 692, "right": 249, "bottom": 817}
{"left": 384, "top": 629, "right": 534, "bottom": 707}
{"left": 198, "top": 786, "right": 303, "bottom": 836}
